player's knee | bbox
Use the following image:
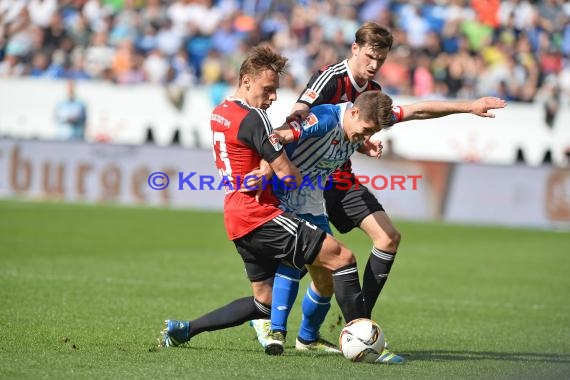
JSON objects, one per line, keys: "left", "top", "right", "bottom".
{"left": 251, "top": 279, "right": 273, "bottom": 305}
{"left": 373, "top": 229, "right": 401, "bottom": 252}
{"left": 338, "top": 246, "right": 357, "bottom": 266}
{"left": 391, "top": 229, "right": 402, "bottom": 248}
{"left": 317, "top": 236, "right": 356, "bottom": 270}
{"left": 254, "top": 292, "right": 272, "bottom": 306}
{"left": 328, "top": 245, "right": 356, "bottom": 271}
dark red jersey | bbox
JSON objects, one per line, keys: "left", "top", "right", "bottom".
{"left": 297, "top": 60, "right": 382, "bottom": 182}
{"left": 211, "top": 98, "right": 284, "bottom": 240}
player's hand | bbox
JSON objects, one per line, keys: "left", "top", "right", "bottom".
{"left": 240, "top": 169, "right": 263, "bottom": 189}
{"left": 239, "top": 160, "right": 273, "bottom": 202}
{"left": 239, "top": 168, "right": 264, "bottom": 202}
{"left": 286, "top": 109, "right": 310, "bottom": 124}
{"left": 362, "top": 139, "right": 383, "bottom": 159}
{"left": 471, "top": 97, "right": 507, "bottom": 118}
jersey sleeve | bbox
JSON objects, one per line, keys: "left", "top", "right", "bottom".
{"left": 297, "top": 69, "right": 339, "bottom": 107}
{"left": 390, "top": 105, "right": 404, "bottom": 125}
{"left": 298, "top": 105, "right": 339, "bottom": 139}
{"left": 237, "top": 109, "right": 283, "bottom": 163}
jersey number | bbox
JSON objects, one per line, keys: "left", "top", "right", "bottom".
{"left": 213, "top": 131, "right": 232, "bottom": 176}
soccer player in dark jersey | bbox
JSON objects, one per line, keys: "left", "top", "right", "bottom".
{"left": 250, "top": 22, "right": 506, "bottom": 363}
{"left": 158, "top": 46, "right": 370, "bottom": 355}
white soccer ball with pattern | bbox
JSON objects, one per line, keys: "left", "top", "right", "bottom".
{"left": 339, "top": 318, "right": 385, "bottom": 363}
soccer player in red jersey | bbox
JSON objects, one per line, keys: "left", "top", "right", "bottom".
{"left": 158, "top": 46, "right": 369, "bottom": 355}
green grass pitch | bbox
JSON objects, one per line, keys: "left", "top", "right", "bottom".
{"left": 1, "top": 200, "right": 569, "bottom": 379}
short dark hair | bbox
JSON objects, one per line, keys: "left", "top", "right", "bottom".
{"left": 355, "top": 22, "right": 393, "bottom": 51}
{"left": 239, "top": 46, "right": 288, "bottom": 83}
{"left": 353, "top": 90, "right": 394, "bottom": 131}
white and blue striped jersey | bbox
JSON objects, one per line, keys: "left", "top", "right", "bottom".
{"left": 276, "top": 103, "right": 362, "bottom": 215}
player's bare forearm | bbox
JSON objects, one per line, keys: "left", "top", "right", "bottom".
{"left": 270, "top": 152, "right": 303, "bottom": 187}
{"left": 274, "top": 108, "right": 311, "bottom": 144}
{"left": 241, "top": 160, "right": 273, "bottom": 186}
{"left": 273, "top": 127, "right": 295, "bottom": 144}
{"left": 239, "top": 160, "right": 274, "bottom": 198}
{"left": 399, "top": 97, "right": 506, "bottom": 122}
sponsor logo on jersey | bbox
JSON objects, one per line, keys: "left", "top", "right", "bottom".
{"left": 211, "top": 113, "right": 231, "bottom": 128}
{"left": 316, "top": 159, "right": 345, "bottom": 169}
{"left": 300, "top": 89, "right": 318, "bottom": 104}
{"left": 301, "top": 113, "right": 318, "bottom": 130}
{"left": 269, "top": 132, "right": 282, "bottom": 151}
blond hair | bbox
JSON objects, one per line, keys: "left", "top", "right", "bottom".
{"left": 239, "top": 46, "right": 288, "bottom": 83}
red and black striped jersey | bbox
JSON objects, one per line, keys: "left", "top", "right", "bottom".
{"left": 211, "top": 98, "right": 284, "bottom": 240}
{"left": 296, "top": 60, "right": 382, "bottom": 181}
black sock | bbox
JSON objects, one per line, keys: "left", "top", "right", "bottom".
{"left": 299, "top": 266, "right": 308, "bottom": 279}
{"left": 362, "top": 247, "right": 396, "bottom": 317}
{"left": 188, "top": 297, "right": 270, "bottom": 338}
{"left": 332, "top": 264, "right": 366, "bottom": 323}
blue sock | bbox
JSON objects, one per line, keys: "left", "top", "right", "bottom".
{"left": 271, "top": 264, "right": 301, "bottom": 333}
{"left": 298, "top": 285, "right": 331, "bottom": 342}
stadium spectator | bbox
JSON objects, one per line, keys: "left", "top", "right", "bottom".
{"left": 0, "top": 0, "right": 568, "bottom": 103}
{"left": 28, "top": 0, "right": 57, "bottom": 29}
{"left": 84, "top": 30, "right": 114, "bottom": 78}
{"left": 142, "top": 47, "right": 168, "bottom": 83}
{"left": 538, "top": 75, "right": 562, "bottom": 129}
{"left": 54, "top": 80, "right": 87, "bottom": 140}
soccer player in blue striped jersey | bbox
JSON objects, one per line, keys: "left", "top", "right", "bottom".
{"left": 253, "top": 94, "right": 505, "bottom": 360}
{"left": 276, "top": 95, "right": 390, "bottom": 225}
{"left": 246, "top": 91, "right": 393, "bottom": 356}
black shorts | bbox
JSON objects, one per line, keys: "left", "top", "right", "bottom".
{"left": 234, "top": 212, "right": 327, "bottom": 282}
{"left": 324, "top": 176, "right": 384, "bottom": 234}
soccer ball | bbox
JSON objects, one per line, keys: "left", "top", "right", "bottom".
{"left": 339, "top": 318, "right": 385, "bottom": 363}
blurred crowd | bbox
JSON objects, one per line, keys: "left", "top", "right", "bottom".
{"left": 1, "top": 0, "right": 569, "bottom": 103}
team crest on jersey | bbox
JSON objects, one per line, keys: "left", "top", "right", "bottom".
{"left": 269, "top": 132, "right": 282, "bottom": 151}
{"left": 300, "top": 89, "right": 318, "bottom": 104}
{"left": 301, "top": 113, "right": 318, "bottom": 130}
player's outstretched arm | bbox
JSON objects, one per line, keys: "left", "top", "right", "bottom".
{"left": 398, "top": 97, "right": 507, "bottom": 122}
{"left": 469, "top": 97, "right": 508, "bottom": 118}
